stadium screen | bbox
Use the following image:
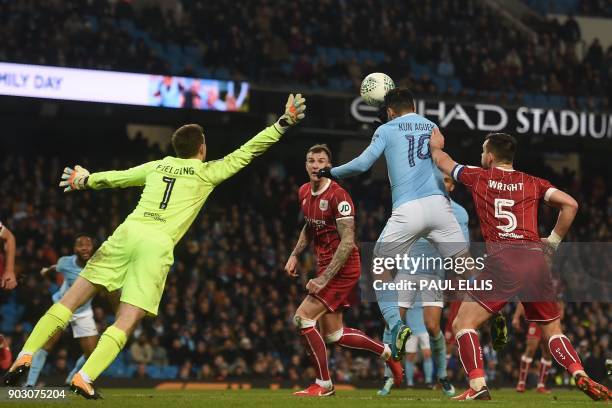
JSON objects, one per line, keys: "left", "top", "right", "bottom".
{"left": 0, "top": 62, "right": 249, "bottom": 112}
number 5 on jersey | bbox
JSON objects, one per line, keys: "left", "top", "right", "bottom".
{"left": 494, "top": 198, "right": 517, "bottom": 232}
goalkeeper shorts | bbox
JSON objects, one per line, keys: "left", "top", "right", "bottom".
{"left": 80, "top": 220, "right": 174, "bottom": 316}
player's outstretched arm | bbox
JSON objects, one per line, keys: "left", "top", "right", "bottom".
{"left": 306, "top": 217, "right": 355, "bottom": 294}
{"left": 429, "top": 127, "right": 457, "bottom": 177}
{"left": 327, "top": 130, "right": 387, "bottom": 180}
{"left": 40, "top": 265, "right": 57, "bottom": 277}
{"left": 542, "top": 189, "right": 579, "bottom": 250}
{"left": 285, "top": 224, "right": 313, "bottom": 277}
{"left": 60, "top": 162, "right": 155, "bottom": 192}
{"left": 0, "top": 224, "right": 16, "bottom": 290}
{"left": 204, "top": 94, "right": 306, "bottom": 186}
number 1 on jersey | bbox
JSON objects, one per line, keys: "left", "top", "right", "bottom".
{"left": 160, "top": 176, "right": 176, "bottom": 210}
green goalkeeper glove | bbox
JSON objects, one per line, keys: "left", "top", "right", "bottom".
{"left": 276, "top": 93, "right": 306, "bottom": 131}
{"left": 59, "top": 165, "right": 90, "bottom": 192}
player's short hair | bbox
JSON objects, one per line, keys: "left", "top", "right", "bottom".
{"left": 484, "top": 133, "right": 517, "bottom": 163}
{"left": 74, "top": 232, "right": 93, "bottom": 244}
{"left": 306, "top": 144, "right": 332, "bottom": 162}
{"left": 172, "top": 124, "right": 205, "bottom": 158}
{"left": 384, "top": 88, "right": 415, "bottom": 112}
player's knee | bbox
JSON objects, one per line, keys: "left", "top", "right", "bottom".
{"left": 324, "top": 328, "right": 343, "bottom": 344}
{"left": 425, "top": 321, "right": 440, "bottom": 337}
{"left": 293, "top": 314, "right": 316, "bottom": 330}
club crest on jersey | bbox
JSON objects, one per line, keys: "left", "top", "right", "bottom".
{"left": 319, "top": 200, "right": 329, "bottom": 211}
{"left": 337, "top": 201, "right": 352, "bottom": 216}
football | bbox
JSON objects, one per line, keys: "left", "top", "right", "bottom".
{"left": 359, "top": 72, "right": 395, "bottom": 107}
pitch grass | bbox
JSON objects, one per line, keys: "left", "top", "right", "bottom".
{"left": 15, "top": 388, "right": 598, "bottom": 408}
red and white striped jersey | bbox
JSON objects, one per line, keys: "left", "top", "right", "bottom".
{"left": 452, "top": 165, "right": 556, "bottom": 244}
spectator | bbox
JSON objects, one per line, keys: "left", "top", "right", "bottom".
{"left": 130, "top": 334, "right": 153, "bottom": 365}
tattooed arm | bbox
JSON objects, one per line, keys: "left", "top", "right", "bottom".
{"left": 306, "top": 217, "right": 355, "bottom": 294}
{"left": 285, "top": 224, "right": 313, "bottom": 277}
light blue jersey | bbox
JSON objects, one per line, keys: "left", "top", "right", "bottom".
{"left": 331, "top": 113, "right": 445, "bottom": 209}
{"left": 405, "top": 304, "right": 427, "bottom": 335}
{"left": 408, "top": 200, "right": 470, "bottom": 277}
{"left": 52, "top": 255, "right": 91, "bottom": 314}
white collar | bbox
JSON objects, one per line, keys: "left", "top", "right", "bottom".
{"left": 495, "top": 166, "right": 515, "bottom": 172}
{"left": 311, "top": 179, "right": 332, "bottom": 196}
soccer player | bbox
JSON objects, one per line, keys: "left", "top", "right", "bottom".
{"left": 285, "top": 144, "right": 403, "bottom": 397}
{"left": 318, "top": 89, "right": 470, "bottom": 361}
{"left": 0, "top": 221, "right": 17, "bottom": 371}
{"left": 25, "top": 234, "right": 98, "bottom": 387}
{"left": 429, "top": 128, "right": 611, "bottom": 401}
{"left": 378, "top": 175, "right": 465, "bottom": 397}
{"left": 4, "top": 94, "right": 306, "bottom": 398}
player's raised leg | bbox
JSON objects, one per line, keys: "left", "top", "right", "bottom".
{"left": 4, "top": 277, "right": 97, "bottom": 386}
{"left": 451, "top": 301, "right": 494, "bottom": 401}
{"left": 537, "top": 307, "right": 611, "bottom": 401}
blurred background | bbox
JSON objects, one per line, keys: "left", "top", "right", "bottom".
{"left": 0, "top": 0, "right": 610, "bottom": 389}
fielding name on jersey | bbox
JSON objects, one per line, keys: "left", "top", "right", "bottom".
{"left": 398, "top": 122, "right": 435, "bottom": 132}
{"left": 156, "top": 164, "right": 195, "bottom": 176}
{"left": 488, "top": 180, "right": 523, "bottom": 191}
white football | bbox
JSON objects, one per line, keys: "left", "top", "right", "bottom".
{"left": 360, "top": 72, "right": 395, "bottom": 107}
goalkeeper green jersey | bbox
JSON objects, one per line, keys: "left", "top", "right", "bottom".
{"left": 87, "top": 124, "right": 284, "bottom": 244}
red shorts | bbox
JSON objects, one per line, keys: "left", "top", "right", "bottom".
{"left": 526, "top": 322, "right": 542, "bottom": 340}
{"left": 467, "top": 248, "right": 560, "bottom": 322}
{"left": 313, "top": 263, "right": 360, "bottom": 312}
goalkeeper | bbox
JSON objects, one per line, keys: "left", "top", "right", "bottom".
{"left": 4, "top": 94, "right": 306, "bottom": 399}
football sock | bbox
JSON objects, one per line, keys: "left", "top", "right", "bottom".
{"left": 337, "top": 328, "right": 386, "bottom": 356}
{"left": 548, "top": 335, "right": 584, "bottom": 376}
{"left": 404, "top": 360, "right": 415, "bottom": 386}
{"left": 518, "top": 355, "right": 532, "bottom": 386}
{"left": 81, "top": 325, "right": 127, "bottom": 382}
{"left": 383, "top": 327, "right": 393, "bottom": 378}
{"left": 378, "top": 301, "right": 402, "bottom": 331}
{"left": 22, "top": 303, "right": 72, "bottom": 354}
{"left": 537, "top": 358, "right": 552, "bottom": 388}
{"left": 423, "top": 357, "right": 434, "bottom": 384}
{"left": 430, "top": 331, "right": 448, "bottom": 379}
{"left": 300, "top": 326, "right": 331, "bottom": 382}
{"left": 455, "top": 329, "right": 486, "bottom": 390}
{"left": 25, "top": 349, "right": 48, "bottom": 387}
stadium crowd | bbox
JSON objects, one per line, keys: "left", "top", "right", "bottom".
{"left": 1, "top": 0, "right": 610, "bottom": 109}
{"left": 0, "top": 137, "right": 610, "bottom": 386}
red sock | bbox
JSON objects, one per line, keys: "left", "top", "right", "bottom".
{"left": 537, "top": 358, "right": 552, "bottom": 388}
{"left": 456, "top": 329, "right": 485, "bottom": 380}
{"left": 548, "top": 335, "right": 583, "bottom": 375}
{"left": 337, "top": 328, "right": 385, "bottom": 356}
{"left": 300, "top": 327, "right": 330, "bottom": 381}
{"left": 518, "top": 355, "right": 532, "bottom": 385}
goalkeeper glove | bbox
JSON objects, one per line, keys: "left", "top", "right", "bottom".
{"left": 276, "top": 93, "right": 306, "bottom": 131}
{"left": 59, "top": 165, "right": 90, "bottom": 192}
{"left": 317, "top": 167, "right": 335, "bottom": 180}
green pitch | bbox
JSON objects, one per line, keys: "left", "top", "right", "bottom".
{"left": 17, "top": 388, "right": 596, "bottom": 408}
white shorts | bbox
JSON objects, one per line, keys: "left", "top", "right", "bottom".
{"left": 396, "top": 274, "right": 444, "bottom": 309}
{"left": 374, "top": 195, "right": 467, "bottom": 259}
{"left": 405, "top": 332, "right": 430, "bottom": 354}
{"left": 69, "top": 308, "right": 98, "bottom": 338}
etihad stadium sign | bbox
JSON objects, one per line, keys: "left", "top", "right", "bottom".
{"left": 351, "top": 98, "right": 612, "bottom": 139}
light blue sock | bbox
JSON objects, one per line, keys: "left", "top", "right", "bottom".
{"left": 382, "top": 327, "right": 393, "bottom": 378}
{"left": 25, "top": 349, "right": 48, "bottom": 387}
{"left": 66, "top": 354, "right": 87, "bottom": 384}
{"left": 405, "top": 360, "right": 415, "bottom": 386}
{"left": 430, "top": 331, "right": 448, "bottom": 379}
{"left": 423, "top": 357, "right": 433, "bottom": 384}
{"left": 378, "top": 301, "right": 401, "bottom": 329}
